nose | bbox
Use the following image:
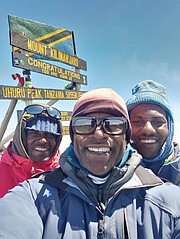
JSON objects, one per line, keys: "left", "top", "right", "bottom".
{"left": 93, "top": 126, "right": 108, "bottom": 139}
{"left": 39, "top": 137, "right": 48, "bottom": 143}
{"left": 141, "top": 121, "right": 156, "bottom": 134}
{"left": 37, "top": 132, "right": 48, "bottom": 142}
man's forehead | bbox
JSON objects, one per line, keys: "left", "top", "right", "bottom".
{"left": 85, "top": 112, "right": 116, "bottom": 118}
{"left": 130, "top": 103, "right": 167, "bottom": 117}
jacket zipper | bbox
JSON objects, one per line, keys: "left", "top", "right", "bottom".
{"left": 31, "top": 166, "right": 35, "bottom": 174}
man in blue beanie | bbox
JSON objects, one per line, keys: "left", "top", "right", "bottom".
{"left": 126, "top": 79, "right": 180, "bottom": 185}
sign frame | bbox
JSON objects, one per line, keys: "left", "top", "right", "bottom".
{"left": 10, "top": 31, "right": 87, "bottom": 71}
{"left": 12, "top": 51, "right": 87, "bottom": 85}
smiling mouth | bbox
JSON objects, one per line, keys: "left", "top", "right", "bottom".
{"left": 88, "top": 147, "right": 110, "bottom": 153}
{"left": 35, "top": 147, "right": 48, "bottom": 152}
{"left": 140, "top": 139, "right": 157, "bottom": 144}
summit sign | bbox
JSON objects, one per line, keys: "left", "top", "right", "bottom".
{"left": 8, "top": 15, "right": 87, "bottom": 84}
{"left": 12, "top": 51, "right": 87, "bottom": 84}
{"left": 10, "top": 31, "right": 87, "bottom": 71}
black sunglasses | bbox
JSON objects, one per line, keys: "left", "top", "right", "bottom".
{"left": 23, "top": 104, "right": 61, "bottom": 119}
{"left": 72, "top": 116, "right": 127, "bottom": 135}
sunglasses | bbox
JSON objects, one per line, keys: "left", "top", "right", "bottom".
{"left": 23, "top": 104, "right": 61, "bottom": 119}
{"left": 72, "top": 116, "right": 127, "bottom": 135}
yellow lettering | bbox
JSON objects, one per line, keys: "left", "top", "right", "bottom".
{"left": 65, "top": 91, "right": 78, "bottom": 99}
{"left": 28, "top": 39, "right": 47, "bottom": 56}
{"left": 2, "top": 87, "right": 25, "bottom": 98}
{"left": 49, "top": 48, "right": 79, "bottom": 67}
{"left": 27, "top": 58, "right": 80, "bottom": 81}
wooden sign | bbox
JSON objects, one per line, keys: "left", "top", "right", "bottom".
{"left": 8, "top": 15, "right": 75, "bottom": 56}
{"left": 10, "top": 31, "right": 87, "bottom": 71}
{"left": 61, "top": 111, "right": 72, "bottom": 121}
{"left": 63, "top": 126, "right": 70, "bottom": 135}
{"left": 12, "top": 51, "right": 87, "bottom": 84}
{"left": 0, "top": 85, "right": 85, "bottom": 100}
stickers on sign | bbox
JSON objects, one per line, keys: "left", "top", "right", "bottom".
{"left": 13, "top": 58, "right": 20, "bottom": 66}
{"left": 13, "top": 58, "right": 25, "bottom": 66}
{"left": 20, "top": 60, "right": 25, "bottom": 66}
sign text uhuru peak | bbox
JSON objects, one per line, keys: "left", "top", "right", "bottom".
{"left": 0, "top": 85, "right": 85, "bottom": 100}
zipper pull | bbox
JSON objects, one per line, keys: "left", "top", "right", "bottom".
{"left": 31, "top": 166, "right": 35, "bottom": 174}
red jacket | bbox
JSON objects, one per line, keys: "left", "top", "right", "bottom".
{"left": 0, "top": 142, "right": 60, "bottom": 198}
{"left": 0, "top": 103, "right": 63, "bottom": 198}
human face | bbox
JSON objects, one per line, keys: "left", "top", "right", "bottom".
{"left": 26, "top": 130, "right": 57, "bottom": 162}
{"left": 130, "top": 104, "right": 168, "bottom": 158}
{"left": 73, "top": 113, "right": 127, "bottom": 176}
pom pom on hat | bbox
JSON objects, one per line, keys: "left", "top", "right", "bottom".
{"left": 69, "top": 88, "right": 131, "bottom": 142}
{"left": 126, "top": 80, "right": 173, "bottom": 120}
{"left": 26, "top": 116, "right": 60, "bottom": 135}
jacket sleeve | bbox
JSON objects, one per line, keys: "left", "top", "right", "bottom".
{"left": 0, "top": 180, "right": 44, "bottom": 239}
{"left": 158, "top": 157, "right": 180, "bottom": 186}
{"left": 172, "top": 219, "right": 180, "bottom": 239}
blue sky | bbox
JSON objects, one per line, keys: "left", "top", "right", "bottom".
{"left": 1, "top": 0, "right": 180, "bottom": 143}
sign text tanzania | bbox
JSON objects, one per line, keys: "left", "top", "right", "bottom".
{"left": 0, "top": 85, "right": 85, "bottom": 100}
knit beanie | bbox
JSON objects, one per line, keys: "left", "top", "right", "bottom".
{"left": 126, "top": 80, "right": 173, "bottom": 120}
{"left": 69, "top": 88, "right": 131, "bottom": 142}
{"left": 126, "top": 80, "right": 174, "bottom": 168}
{"left": 26, "top": 116, "right": 60, "bottom": 135}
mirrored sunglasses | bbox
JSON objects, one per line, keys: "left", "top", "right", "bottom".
{"left": 23, "top": 104, "right": 61, "bottom": 119}
{"left": 72, "top": 116, "right": 127, "bottom": 135}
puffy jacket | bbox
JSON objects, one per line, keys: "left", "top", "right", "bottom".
{"left": 0, "top": 146, "right": 180, "bottom": 239}
{"left": 0, "top": 103, "right": 62, "bottom": 198}
{"left": 158, "top": 142, "right": 180, "bottom": 185}
{"left": 0, "top": 141, "right": 60, "bottom": 198}
{"left": 142, "top": 142, "right": 180, "bottom": 186}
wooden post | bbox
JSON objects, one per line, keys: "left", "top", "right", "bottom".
{"left": 0, "top": 131, "right": 14, "bottom": 149}
{"left": 23, "top": 70, "right": 33, "bottom": 106}
{"left": 47, "top": 99, "right": 59, "bottom": 106}
{"left": 0, "top": 99, "right": 18, "bottom": 143}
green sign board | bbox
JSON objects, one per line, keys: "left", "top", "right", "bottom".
{"left": 8, "top": 15, "right": 75, "bottom": 56}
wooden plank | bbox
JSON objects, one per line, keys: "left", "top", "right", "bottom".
{"left": 63, "top": 126, "right": 70, "bottom": 135}
{"left": 12, "top": 51, "right": 87, "bottom": 84}
{"left": 10, "top": 31, "right": 87, "bottom": 71}
{"left": 0, "top": 85, "right": 85, "bottom": 100}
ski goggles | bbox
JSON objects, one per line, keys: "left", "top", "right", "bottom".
{"left": 72, "top": 116, "right": 127, "bottom": 135}
{"left": 23, "top": 104, "right": 61, "bottom": 119}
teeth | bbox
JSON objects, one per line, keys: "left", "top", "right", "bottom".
{"left": 140, "top": 139, "right": 157, "bottom": 143}
{"left": 35, "top": 147, "right": 48, "bottom": 151}
{"left": 88, "top": 147, "right": 110, "bottom": 153}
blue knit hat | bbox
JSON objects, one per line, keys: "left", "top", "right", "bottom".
{"left": 126, "top": 80, "right": 174, "bottom": 168}
{"left": 126, "top": 80, "right": 173, "bottom": 120}
{"left": 26, "top": 116, "right": 60, "bottom": 135}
